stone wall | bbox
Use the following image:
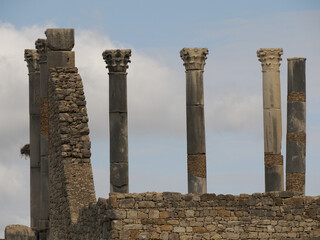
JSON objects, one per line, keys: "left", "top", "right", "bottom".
{"left": 48, "top": 67, "right": 96, "bottom": 239}
{"left": 71, "top": 192, "right": 320, "bottom": 240}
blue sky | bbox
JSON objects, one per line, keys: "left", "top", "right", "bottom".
{"left": 0, "top": 0, "right": 320, "bottom": 236}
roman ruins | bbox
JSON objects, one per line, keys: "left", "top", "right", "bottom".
{"left": 286, "top": 58, "right": 307, "bottom": 194}
{"left": 180, "top": 48, "right": 208, "bottom": 194}
{"left": 3, "top": 28, "right": 319, "bottom": 240}
{"left": 257, "top": 48, "right": 284, "bottom": 192}
{"left": 102, "top": 49, "right": 131, "bottom": 194}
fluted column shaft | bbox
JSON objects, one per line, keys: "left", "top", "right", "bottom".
{"left": 180, "top": 48, "right": 208, "bottom": 194}
{"left": 24, "top": 49, "right": 41, "bottom": 230}
{"left": 286, "top": 58, "right": 306, "bottom": 194}
{"left": 103, "top": 49, "right": 131, "bottom": 193}
{"left": 257, "top": 48, "right": 284, "bottom": 192}
{"left": 35, "top": 39, "right": 50, "bottom": 235}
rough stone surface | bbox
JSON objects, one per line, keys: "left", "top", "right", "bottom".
{"left": 70, "top": 192, "right": 320, "bottom": 239}
{"left": 48, "top": 67, "right": 96, "bottom": 239}
{"left": 5, "top": 225, "right": 36, "bottom": 240}
{"left": 45, "top": 29, "right": 74, "bottom": 51}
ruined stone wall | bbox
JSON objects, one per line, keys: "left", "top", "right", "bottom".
{"left": 48, "top": 67, "right": 96, "bottom": 240}
{"left": 72, "top": 192, "right": 320, "bottom": 240}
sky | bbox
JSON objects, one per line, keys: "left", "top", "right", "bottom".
{"left": 0, "top": 0, "right": 319, "bottom": 237}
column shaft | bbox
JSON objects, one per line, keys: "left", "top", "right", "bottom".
{"left": 103, "top": 49, "right": 131, "bottom": 193}
{"left": 257, "top": 48, "right": 284, "bottom": 192}
{"left": 25, "top": 50, "right": 41, "bottom": 230}
{"left": 36, "top": 39, "right": 50, "bottom": 237}
{"left": 181, "top": 48, "right": 208, "bottom": 194}
{"left": 286, "top": 58, "right": 306, "bottom": 194}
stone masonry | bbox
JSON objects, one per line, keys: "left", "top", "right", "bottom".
{"left": 48, "top": 66, "right": 96, "bottom": 239}
{"left": 72, "top": 192, "right": 320, "bottom": 239}
{"left": 46, "top": 29, "right": 96, "bottom": 240}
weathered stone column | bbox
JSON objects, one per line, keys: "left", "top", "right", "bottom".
{"left": 286, "top": 58, "right": 306, "bottom": 194}
{"left": 257, "top": 48, "right": 284, "bottom": 192}
{"left": 102, "top": 49, "right": 131, "bottom": 193}
{"left": 35, "top": 39, "right": 49, "bottom": 238}
{"left": 24, "top": 49, "right": 41, "bottom": 230}
{"left": 180, "top": 48, "right": 208, "bottom": 194}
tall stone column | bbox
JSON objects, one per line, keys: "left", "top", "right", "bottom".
{"left": 24, "top": 49, "right": 41, "bottom": 230}
{"left": 102, "top": 49, "right": 131, "bottom": 193}
{"left": 257, "top": 48, "right": 284, "bottom": 192}
{"left": 180, "top": 48, "right": 208, "bottom": 194}
{"left": 286, "top": 58, "right": 306, "bottom": 194}
{"left": 35, "top": 39, "right": 49, "bottom": 238}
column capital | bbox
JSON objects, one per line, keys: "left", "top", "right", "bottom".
{"left": 180, "top": 48, "right": 208, "bottom": 71}
{"left": 257, "top": 48, "right": 283, "bottom": 72}
{"left": 35, "top": 39, "right": 48, "bottom": 62}
{"left": 102, "top": 49, "right": 131, "bottom": 73}
{"left": 24, "top": 49, "right": 39, "bottom": 72}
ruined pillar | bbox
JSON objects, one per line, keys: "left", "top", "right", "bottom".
{"left": 180, "top": 48, "right": 208, "bottom": 194}
{"left": 24, "top": 49, "right": 41, "bottom": 230}
{"left": 286, "top": 58, "right": 306, "bottom": 194}
{"left": 102, "top": 49, "right": 131, "bottom": 193}
{"left": 35, "top": 39, "right": 50, "bottom": 238}
{"left": 257, "top": 48, "right": 284, "bottom": 192}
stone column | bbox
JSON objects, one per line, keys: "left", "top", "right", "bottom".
{"left": 24, "top": 49, "right": 41, "bottom": 230}
{"left": 35, "top": 39, "right": 49, "bottom": 238}
{"left": 102, "top": 49, "right": 131, "bottom": 193}
{"left": 257, "top": 48, "right": 284, "bottom": 192}
{"left": 286, "top": 58, "right": 306, "bottom": 194}
{"left": 180, "top": 48, "right": 208, "bottom": 194}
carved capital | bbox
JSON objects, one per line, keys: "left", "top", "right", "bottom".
{"left": 35, "top": 39, "right": 48, "bottom": 61}
{"left": 257, "top": 48, "right": 283, "bottom": 72}
{"left": 180, "top": 48, "right": 208, "bottom": 71}
{"left": 24, "top": 49, "right": 39, "bottom": 72}
{"left": 102, "top": 49, "right": 131, "bottom": 73}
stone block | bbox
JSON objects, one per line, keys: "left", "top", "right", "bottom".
{"left": 47, "top": 51, "right": 75, "bottom": 68}
{"left": 262, "top": 71, "right": 281, "bottom": 109}
{"left": 286, "top": 140, "right": 305, "bottom": 173}
{"left": 186, "top": 70, "right": 204, "bottom": 106}
{"left": 109, "top": 74, "right": 127, "bottom": 113}
{"left": 287, "top": 58, "right": 306, "bottom": 93}
{"left": 263, "top": 108, "right": 282, "bottom": 153}
{"left": 45, "top": 28, "right": 74, "bottom": 51}
{"left": 29, "top": 114, "right": 40, "bottom": 167}
{"left": 5, "top": 225, "right": 36, "bottom": 240}
{"left": 188, "top": 172, "right": 207, "bottom": 194}
{"left": 187, "top": 105, "right": 206, "bottom": 154}
{"left": 109, "top": 112, "right": 128, "bottom": 163}
{"left": 265, "top": 165, "right": 284, "bottom": 191}
{"left": 40, "top": 136, "right": 48, "bottom": 155}
{"left": 287, "top": 102, "right": 306, "bottom": 132}
{"left": 110, "top": 162, "right": 128, "bottom": 190}
{"left": 29, "top": 73, "right": 40, "bottom": 115}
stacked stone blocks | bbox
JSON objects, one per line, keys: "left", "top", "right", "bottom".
{"left": 72, "top": 192, "right": 320, "bottom": 239}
